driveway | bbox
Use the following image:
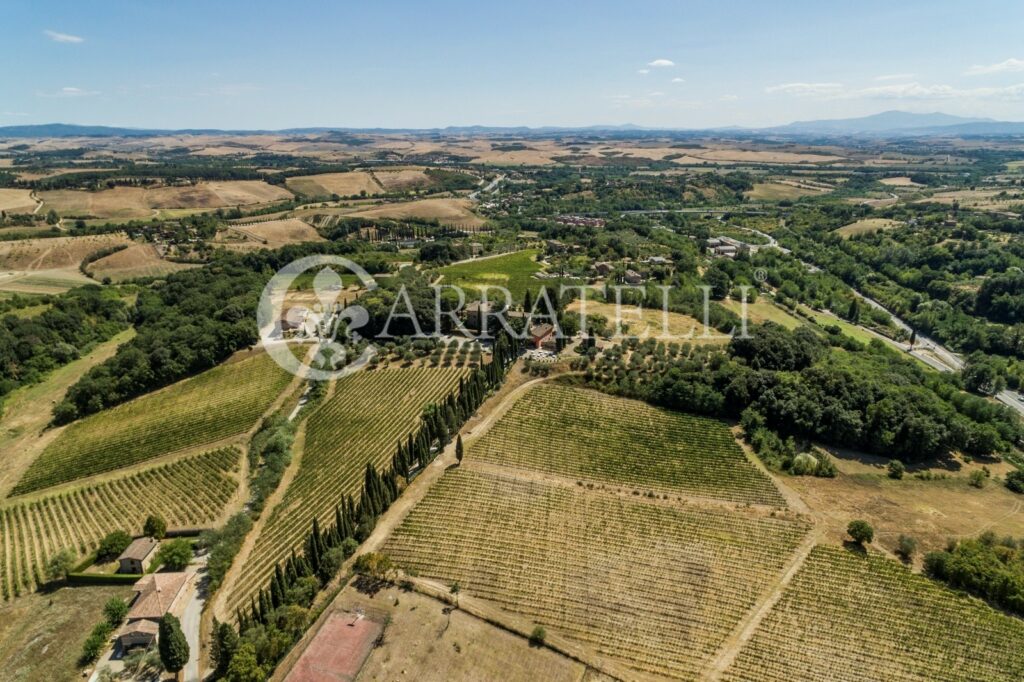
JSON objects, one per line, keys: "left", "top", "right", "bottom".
{"left": 182, "top": 557, "right": 208, "bottom": 682}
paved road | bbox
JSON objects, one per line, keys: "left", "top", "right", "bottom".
{"left": 468, "top": 174, "right": 504, "bottom": 200}
{"left": 844, "top": 288, "right": 1024, "bottom": 419}
{"left": 182, "top": 568, "right": 204, "bottom": 682}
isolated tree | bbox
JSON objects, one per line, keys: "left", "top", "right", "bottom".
{"left": 97, "top": 530, "right": 133, "bottom": 560}
{"left": 450, "top": 581, "right": 461, "bottom": 607}
{"left": 908, "top": 329, "right": 917, "bottom": 349}
{"left": 45, "top": 208, "right": 59, "bottom": 225}
{"left": 144, "top": 514, "right": 167, "bottom": 539}
{"left": 455, "top": 434, "right": 464, "bottom": 465}
{"left": 847, "top": 520, "right": 874, "bottom": 546}
{"left": 847, "top": 297, "right": 860, "bottom": 322}
{"left": 1006, "top": 470, "right": 1024, "bottom": 494}
{"left": 158, "top": 614, "right": 190, "bottom": 675}
{"left": 887, "top": 459, "right": 905, "bottom": 480}
{"left": 46, "top": 548, "right": 76, "bottom": 581}
{"left": 529, "top": 626, "right": 546, "bottom": 647}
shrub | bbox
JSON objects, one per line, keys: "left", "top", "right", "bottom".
{"left": 887, "top": 460, "right": 905, "bottom": 480}
{"left": 156, "top": 538, "right": 193, "bottom": 571}
{"left": 896, "top": 535, "right": 917, "bottom": 563}
{"left": 790, "top": 452, "right": 818, "bottom": 476}
{"left": 529, "top": 626, "right": 546, "bottom": 647}
{"left": 968, "top": 469, "right": 987, "bottom": 489}
{"left": 1005, "top": 469, "right": 1024, "bottom": 494}
{"left": 46, "top": 548, "right": 76, "bottom": 582}
{"left": 103, "top": 597, "right": 129, "bottom": 626}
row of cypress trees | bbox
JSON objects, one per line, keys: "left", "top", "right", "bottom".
{"left": 226, "top": 330, "right": 520, "bottom": 672}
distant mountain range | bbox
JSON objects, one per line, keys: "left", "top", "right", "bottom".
{"left": 1, "top": 112, "right": 1023, "bottom": 139}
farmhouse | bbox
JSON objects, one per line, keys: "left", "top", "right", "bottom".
{"left": 624, "top": 269, "right": 645, "bottom": 285}
{"left": 280, "top": 306, "right": 313, "bottom": 337}
{"left": 592, "top": 261, "right": 614, "bottom": 276}
{"left": 117, "top": 572, "right": 193, "bottom": 649}
{"left": 117, "top": 537, "right": 159, "bottom": 574}
{"left": 529, "top": 323, "right": 555, "bottom": 349}
{"left": 464, "top": 300, "right": 493, "bottom": 332}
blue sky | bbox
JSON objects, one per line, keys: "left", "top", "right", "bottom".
{"left": 3, "top": 0, "right": 1024, "bottom": 129}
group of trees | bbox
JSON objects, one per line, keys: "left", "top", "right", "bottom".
{"left": 0, "top": 285, "right": 129, "bottom": 406}
{"left": 582, "top": 322, "right": 1022, "bottom": 464}
{"left": 924, "top": 532, "right": 1024, "bottom": 617}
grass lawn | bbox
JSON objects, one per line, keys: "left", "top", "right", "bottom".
{"left": 0, "top": 584, "right": 131, "bottom": 681}
{"left": 800, "top": 307, "right": 878, "bottom": 345}
{"left": 722, "top": 298, "right": 804, "bottom": 330}
{"left": 438, "top": 249, "right": 542, "bottom": 303}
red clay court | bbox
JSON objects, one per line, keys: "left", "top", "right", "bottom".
{"left": 286, "top": 611, "right": 383, "bottom": 682}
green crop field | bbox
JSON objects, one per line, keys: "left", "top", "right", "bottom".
{"left": 1, "top": 447, "right": 240, "bottom": 600}
{"left": 385, "top": 467, "right": 809, "bottom": 680}
{"left": 471, "top": 383, "right": 786, "bottom": 507}
{"left": 722, "top": 545, "right": 1024, "bottom": 681}
{"left": 438, "top": 249, "right": 542, "bottom": 303}
{"left": 13, "top": 354, "right": 291, "bottom": 495}
{"left": 223, "top": 366, "right": 465, "bottom": 616}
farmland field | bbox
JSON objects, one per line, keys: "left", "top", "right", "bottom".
{"left": 0, "top": 189, "right": 38, "bottom": 214}
{"left": 438, "top": 249, "right": 541, "bottom": 302}
{"left": 566, "top": 299, "right": 729, "bottom": 343}
{"left": 12, "top": 353, "right": 291, "bottom": 494}
{"left": 222, "top": 366, "right": 465, "bottom": 616}
{"left": 1, "top": 447, "right": 240, "bottom": 599}
{"left": 224, "top": 218, "right": 325, "bottom": 246}
{"left": 39, "top": 181, "right": 293, "bottom": 219}
{"left": 745, "top": 182, "right": 825, "bottom": 201}
{"left": 285, "top": 171, "right": 383, "bottom": 197}
{"left": 835, "top": 218, "right": 903, "bottom": 238}
{"left": 0, "top": 584, "right": 132, "bottom": 681}
{"left": 384, "top": 467, "right": 810, "bottom": 680}
{"left": 85, "top": 243, "right": 197, "bottom": 282}
{"left": 0, "top": 233, "right": 133, "bottom": 270}
{"left": 721, "top": 299, "right": 804, "bottom": 329}
{"left": 346, "top": 198, "right": 484, "bottom": 228}
{"left": 372, "top": 168, "right": 433, "bottom": 191}
{"left": 721, "top": 545, "right": 1024, "bottom": 681}
{"left": 471, "top": 383, "right": 786, "bottom": 506}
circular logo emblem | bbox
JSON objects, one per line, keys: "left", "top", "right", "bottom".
{"left": 256, "top": 255, "right": 379, "bottom": 380}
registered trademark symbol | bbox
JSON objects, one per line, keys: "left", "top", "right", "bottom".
{"left": 754, "top": 268, "right": 768, "bottom": 283}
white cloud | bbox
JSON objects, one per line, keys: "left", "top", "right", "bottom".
{"left": 647, "top": 59, "right": 675, "bottom": 68}
{"left": 765, "top": 82, "right": 844, "bottom": 96}
{"left": 637, "top": 69, "right": 650, "bottom": 75}
{"left": 37, "top": 86, "right": 99, "bottom": 98}
{"left": 966, "top": 58, "right": 1024, "bottom": 76}
{"left": 874, "top": 73, "right": 915, "bottom": 81}
{"left": 671, "top": 77, "right": 686, "bottom": 84}
{"left": 43, "top": 29, "right": 83, "bottom": 43}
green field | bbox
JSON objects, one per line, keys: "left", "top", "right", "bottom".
{"left": 472, "top": 383, "right": 786, "bottom": 506}
{"left": 224, "top": 366, "right": 466, "bottom": 616}
{"left": 1, "top": 447, "right": 240, "bottom": 599}
{"left": 722, "top": 545, "right": 1024, "bottom": 681}
{"left": 13, "top": 353, "right": 290, "bottom": 494}
{"left": 438, "top": 249, "right": 542, "bottom": 303}
{"left": 384, "top": 467, "right": 810, "bottom": 680}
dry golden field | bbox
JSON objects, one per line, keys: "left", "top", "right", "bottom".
{"left": 39, "top": 180, "right": 292, "bottom": 219}
{"left": 225, "top": 218, "right": 325, "bottom": 246}
{"left": 835, "top": 218, "right": 903, "bottom": 238}
{"left": 0, "top": 233, "right": 132, "bottom": 270}
{"left": 0, "top": 189, "right": 38, "bottom": 214}
{"left": 285, "top": 171, "right": 383, "bottom": 197}
{"left": 85, "top": 243, "right": 197, "bottom": 282}
{"left": 345, "top": 197, "right": 484, "bottom": 227}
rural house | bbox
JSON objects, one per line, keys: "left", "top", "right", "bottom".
{"left": 117, "top": 537, "right": 159, "bottom": 574}
{"left": 117, "top": 572, "right": 193, "bottom": 649}
{"left": 529, "top": 323, "right": 555, "bottom": 349}
{"left": 464, "top": 301, "right": 494, "bottom": 332}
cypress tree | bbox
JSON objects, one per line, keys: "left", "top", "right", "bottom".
{"left": 456, "top": 435, "right": 464, "bottom": 464}
{"left": 158, "top": 614, "right": 190, "bottom": 674}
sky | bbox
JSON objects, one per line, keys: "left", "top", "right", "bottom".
{"left": 3, "top": 0, "right": 1024, "bottom": 130}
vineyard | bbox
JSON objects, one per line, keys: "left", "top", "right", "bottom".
{"left": 13, "top": 353, "right": 291, "bottom": 495}
{"left": 222, "top": 366, "right": 465, "bottom": 616}
{"left": 0, "top": 447, "right": 240, "bottom": 600}
{"left": 721, "top": 545, "right": 1024, "bottom": 681}
{"left": 471, "top": 383, "right": 786, "bottom": 507}
{"left": 383, "top": 467, "right": 810, "bottom": 680}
